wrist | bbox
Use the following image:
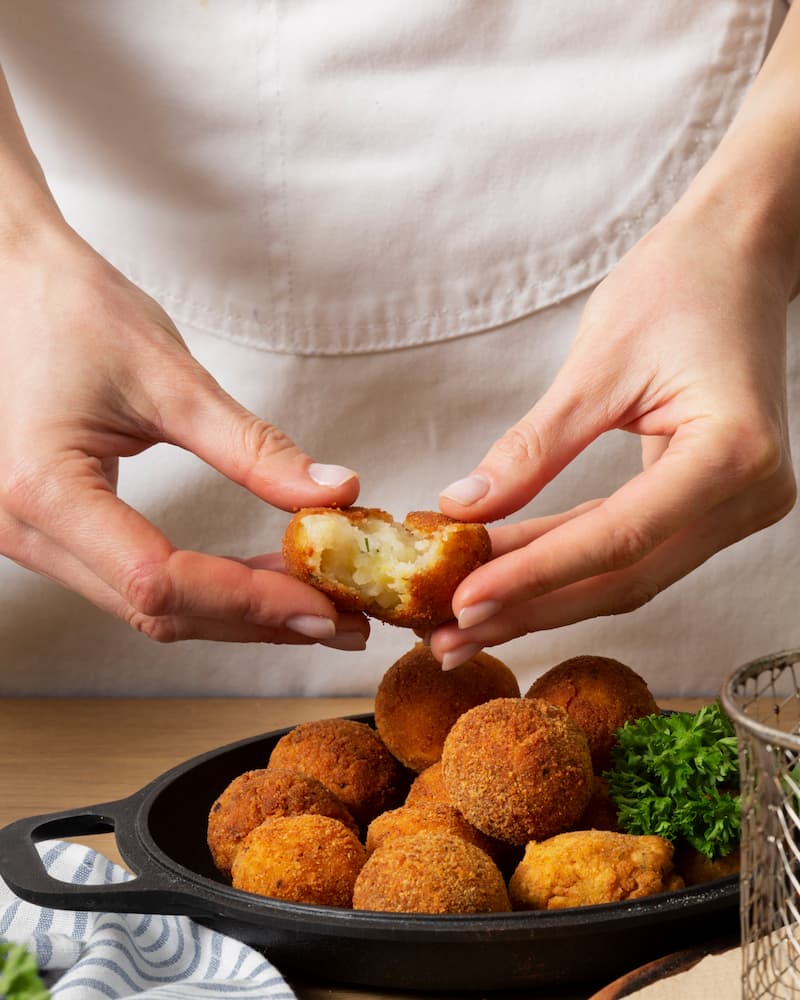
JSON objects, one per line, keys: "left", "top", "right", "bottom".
{"left": 0, "top": 68, "right": 68, "bottom": 253}
{"left": 678, "top": 116, "right": 800, "bottom": 304}
{"left": 676, "top": 9, "right": 800, "bottom": 301}
{"left": 0, "top": 164, "right": 67, "bottom": 250}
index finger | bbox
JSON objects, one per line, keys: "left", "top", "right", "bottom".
{"left": 452, "top": 418, "right": 766, "bottom": 614}
{"left": 12, "top": 455, "right": 342, "bottom": 629}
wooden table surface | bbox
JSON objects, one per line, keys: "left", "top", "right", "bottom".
{"left": 0, "top": 696, "right": 708, "bottom": 1000}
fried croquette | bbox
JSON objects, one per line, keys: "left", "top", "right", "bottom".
{"left": 405, "top": 762, "right": 450, "bottom": 807}
{"left": 441, "top": 697, "right": 593, "bottom": 845}
{"left": 231, "top": 814, "right": 366, "bottom": 907}
{"left": 207, "top": 767, "right": 358, "bottom": 876}
{"left": 365, "top": 802, "right": 503, "bottom": 865}
{"left": 508, "top": 829, "right": 684, "bottom": 910}
{"left": 674, "top": 842, "right": 741, "bottom": 886}
{"left": 267, "top": 717, "right": 408, "bottom": 828}
{"left": 282, "top": 506, "right": 491, "bottom": 629}
{"left": 525, "top": 655, "right": 658, "bottom": 772}
{"left": 353, "top": 831, "right": 511, "bottom": 914}
{"left": 375, "top": 643, "right": 520, "bottom": 772}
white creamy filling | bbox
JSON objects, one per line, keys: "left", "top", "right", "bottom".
{"left": 301, "top": 515, "right": 441, "bottom": 609}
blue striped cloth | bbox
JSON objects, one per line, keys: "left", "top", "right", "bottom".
{"left": 0, "top": 841, "right": 296, "bottom": 999}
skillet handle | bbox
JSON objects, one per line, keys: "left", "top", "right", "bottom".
{"left": 0, "top": 800, "right": 200, "bottom": 914}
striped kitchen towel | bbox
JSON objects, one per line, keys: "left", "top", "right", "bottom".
{"left": 0, "top": 840, "right": 296, "bottom": 999}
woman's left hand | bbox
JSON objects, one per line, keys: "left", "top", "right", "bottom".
{"left": 433, "top": 191, "right": 797, "bottom": 669}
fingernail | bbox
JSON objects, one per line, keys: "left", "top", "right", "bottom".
{"left": 441, "top": 643, "right": 482, "bottom": 671}
{"left": 286, "top": 614, "right": 337, "bottom": 640}
{"left": 458, "top": 600, "right": 502, "bottom": 630}
{"left": 440, "top": 474, "right": 490, "bottom": 506}
{"left": 322, "top": 632, "right": 367, "bottom": 651}
{"left": 308, "top": 463, "right": 358, "bottom": 488}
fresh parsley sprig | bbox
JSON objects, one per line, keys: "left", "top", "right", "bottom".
{"left": 0, "top": 941, "right": 50, "bottom": 1000}
{"left": 604, "top": 701, "right": 741, "bottom": 860}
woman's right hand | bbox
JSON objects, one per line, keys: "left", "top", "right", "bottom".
{"left": 0, "top": 217, "right": 369, "bottom": 649}
{"left": 0, "top": 66, "right": 368, "bottom": 652}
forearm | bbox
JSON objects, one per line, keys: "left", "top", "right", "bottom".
{"left": 678, "top": 2, "right": 800, "bottom": 299}
{"left": 0, "top": 65, "right": 64, "bottom": 243}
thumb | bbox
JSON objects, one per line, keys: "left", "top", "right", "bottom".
{"left": 439, "top": 381, "right": 603, "bottom": 523}
{"left": 156, "top": 365, "right": 360, "bottom": 511}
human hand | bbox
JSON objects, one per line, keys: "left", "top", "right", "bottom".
{"left": 0, "top": 224, "right": 368, "bottom": 647}
{"left": 431, "top": 2, "right": 800, "bottom": 669}
{"left": 433, "top": 197, "right": 797, "bottom": 668}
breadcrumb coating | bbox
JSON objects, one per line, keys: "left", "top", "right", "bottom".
{"left": 441, "top": 697, "right": 593, "bottom": 845}
{"left": 405, "top": 762, "right": 450, "bottom": 807}
{"left": 375, "top": 643, "right": 519, "bottom": 772}
{"left": 207, "top": 767, "right": 358, "bottom": 876}
{"left": 525, "top": 655, "right": 658, "bottom": 772}
{"left": 509, "top": 830, "right": 684, "bottom": 910}
{"left": 231, "top": 814, "right": 366, "bottom": 907}
{"left": 365, "top": 802, "right": 502, "bottom": 863}
{"left": 268, "top": 717, "right": 408, "bottom": 829}
{"left": 353, "top": 831, "right": 511, "bottom": 914}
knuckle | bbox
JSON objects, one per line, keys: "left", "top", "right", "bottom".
{"left": 609, "top": 576, "right": 662, "bottom": 615}
{"left": 493, "top": 421, "right": 544, "bottom": 468}
{"left": 604, "top": 519, "right": 654, "bottom": 572}
{"left": 241, "top": 416, "right": 294, "bottom": 461}
{"left": 771, "top": 473, "right": 798, "bottom": 521}
{"left": 752, "top": 467, "right": 797, "bottom": 530}
{"left": 721, "top": 419, "right": 784, "bottom": 486}
{"left": 122, "top": 560, "right": 174, "bottom": 618}
{"left": 126, "top": 610, "right": 181, "bottom": 643}
{"left": 2, "top": 457, "right": 54, "bottom": 522}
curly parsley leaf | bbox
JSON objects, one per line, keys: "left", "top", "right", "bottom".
{"left": 0, "top": 941, "right": 50, "bottom": 1000}
{"left": 604, "top": 701, "right": 741, "bottom": 860}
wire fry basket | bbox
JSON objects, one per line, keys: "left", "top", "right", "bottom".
{"left": 722, "top": 648, "right": 800, "bottom": 999}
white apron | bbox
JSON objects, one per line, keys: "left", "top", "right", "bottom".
{"left": 0, "top": 0, "right": 796, "bottom": 697}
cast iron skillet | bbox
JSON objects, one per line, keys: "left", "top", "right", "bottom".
{"left": 0, "top": 714, "right": 739, "bottom": 993}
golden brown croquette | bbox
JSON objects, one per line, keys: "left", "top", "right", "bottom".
{"left": 508, "top": 829, "right": 684, "bottom": 910}
{"left": 267, "top": 717, "right": 408, "bottom": 828}
{"left": 374, "top": 643, "right": 520, "bottom": 772}
{"left": 525, "top": 655, "right": 658, "bottom": 772}
{"left": 441, "top": 697, "right": 594, "bottom": 845}
{"left": 231, "top": 814, "right": 366, "bottom": 907}
{"left": 365, "top": 802, "right": 503, "bottom": 865}
{"left": 353, "top": 831, "right": 511, "bottom": 914}
{"left": 207, "top": 767, "right": 358, "bottom": 876}
{"left": 405, "top": 761, "right": 450, "bottom": 808}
